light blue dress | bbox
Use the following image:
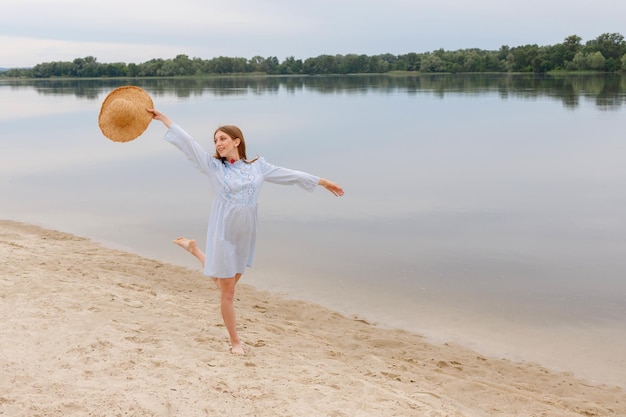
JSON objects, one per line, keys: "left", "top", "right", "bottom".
{"left": 164, "top": 123, "right": 320, "bottom": 278}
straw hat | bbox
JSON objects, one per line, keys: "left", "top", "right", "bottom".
{"left": 98, "top": 86, "right": 154, "bottom": 142}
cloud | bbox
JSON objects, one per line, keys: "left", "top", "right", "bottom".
{"left": 0, "top": 36, "right": 190, "bottom": 67}
{"left": 2, "top": 0, "right": 626, "bottom": 68}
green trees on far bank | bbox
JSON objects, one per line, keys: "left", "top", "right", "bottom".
{"left": 2, "top": 33, "right": 626, "bottom": 78}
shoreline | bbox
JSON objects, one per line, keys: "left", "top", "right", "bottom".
{"left": 1, "top": 219, "right": 625, "bottom": 416}
{"left": 247, "top": 266, "right": 626, "bottom": 390}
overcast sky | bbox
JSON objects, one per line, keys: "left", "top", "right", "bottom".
{"left": 2, "top": 0, "right": 625, "bottom": 68}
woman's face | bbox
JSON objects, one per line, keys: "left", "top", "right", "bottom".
{"left": 214, "top": 130, "right": 240, "bottom": 160}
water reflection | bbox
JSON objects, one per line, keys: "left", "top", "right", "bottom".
{"left": 2, "top": 75, "right": 625, "bottom": 386}
{"left": 2, "top": 74, "right": 626, "bottom": 109}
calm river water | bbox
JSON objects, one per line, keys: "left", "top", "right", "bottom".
{"left": 1, "top": 74, "right": 625, "bottom": 387}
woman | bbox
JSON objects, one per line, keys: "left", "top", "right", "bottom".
{"left": 148, "top": 109, "right": 344, "bottom": 354}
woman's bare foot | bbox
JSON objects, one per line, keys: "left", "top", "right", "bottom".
{"left": 173, "top": 237, "right": 206, "bottom": 269}
{"left": 231, "top": 342, "right": 245, "bottom": 355}
{"left": 173, "top": 237, "right": 197, "bottom": 254}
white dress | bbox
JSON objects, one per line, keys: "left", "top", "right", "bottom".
{"left": 164, "top": 123, "right": 320, "bottom": 278}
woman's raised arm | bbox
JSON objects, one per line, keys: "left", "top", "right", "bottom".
{"left": 147, "top": 109, "right": 173, "bottom": 128}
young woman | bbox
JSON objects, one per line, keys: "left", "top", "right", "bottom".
{"left": 148, "top": 109, "right": 344, "bottom": 354}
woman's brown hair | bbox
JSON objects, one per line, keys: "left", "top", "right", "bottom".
{"left": 213, "top": 125, "right": 259, "bottom": 164}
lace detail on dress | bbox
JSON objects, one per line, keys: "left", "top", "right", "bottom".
{"left": 222, "top": 161, "right": 258, "bottom": 206}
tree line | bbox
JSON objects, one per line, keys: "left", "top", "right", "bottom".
{"left": 2, "top": 33, "right": 625, "bottom": 78}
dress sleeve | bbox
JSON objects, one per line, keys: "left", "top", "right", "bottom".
{"left": 164, "top": 123, "right": 216, "bottom": 175}
{"left": 259, "top": 157, "right": 320, "bottom": 192}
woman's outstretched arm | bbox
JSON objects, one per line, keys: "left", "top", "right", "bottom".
{"left": 147, "top": 109, "right": 214, "bottom": 175}
{"left": 147, "top": 109, "right": 173, "bottom": 128}
{"left": 318, "top": 178, "right": 344, "bottom": 197}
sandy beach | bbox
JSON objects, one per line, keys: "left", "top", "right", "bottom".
{"left": 1, "top": 220, "right": 624, "bottom": 417}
